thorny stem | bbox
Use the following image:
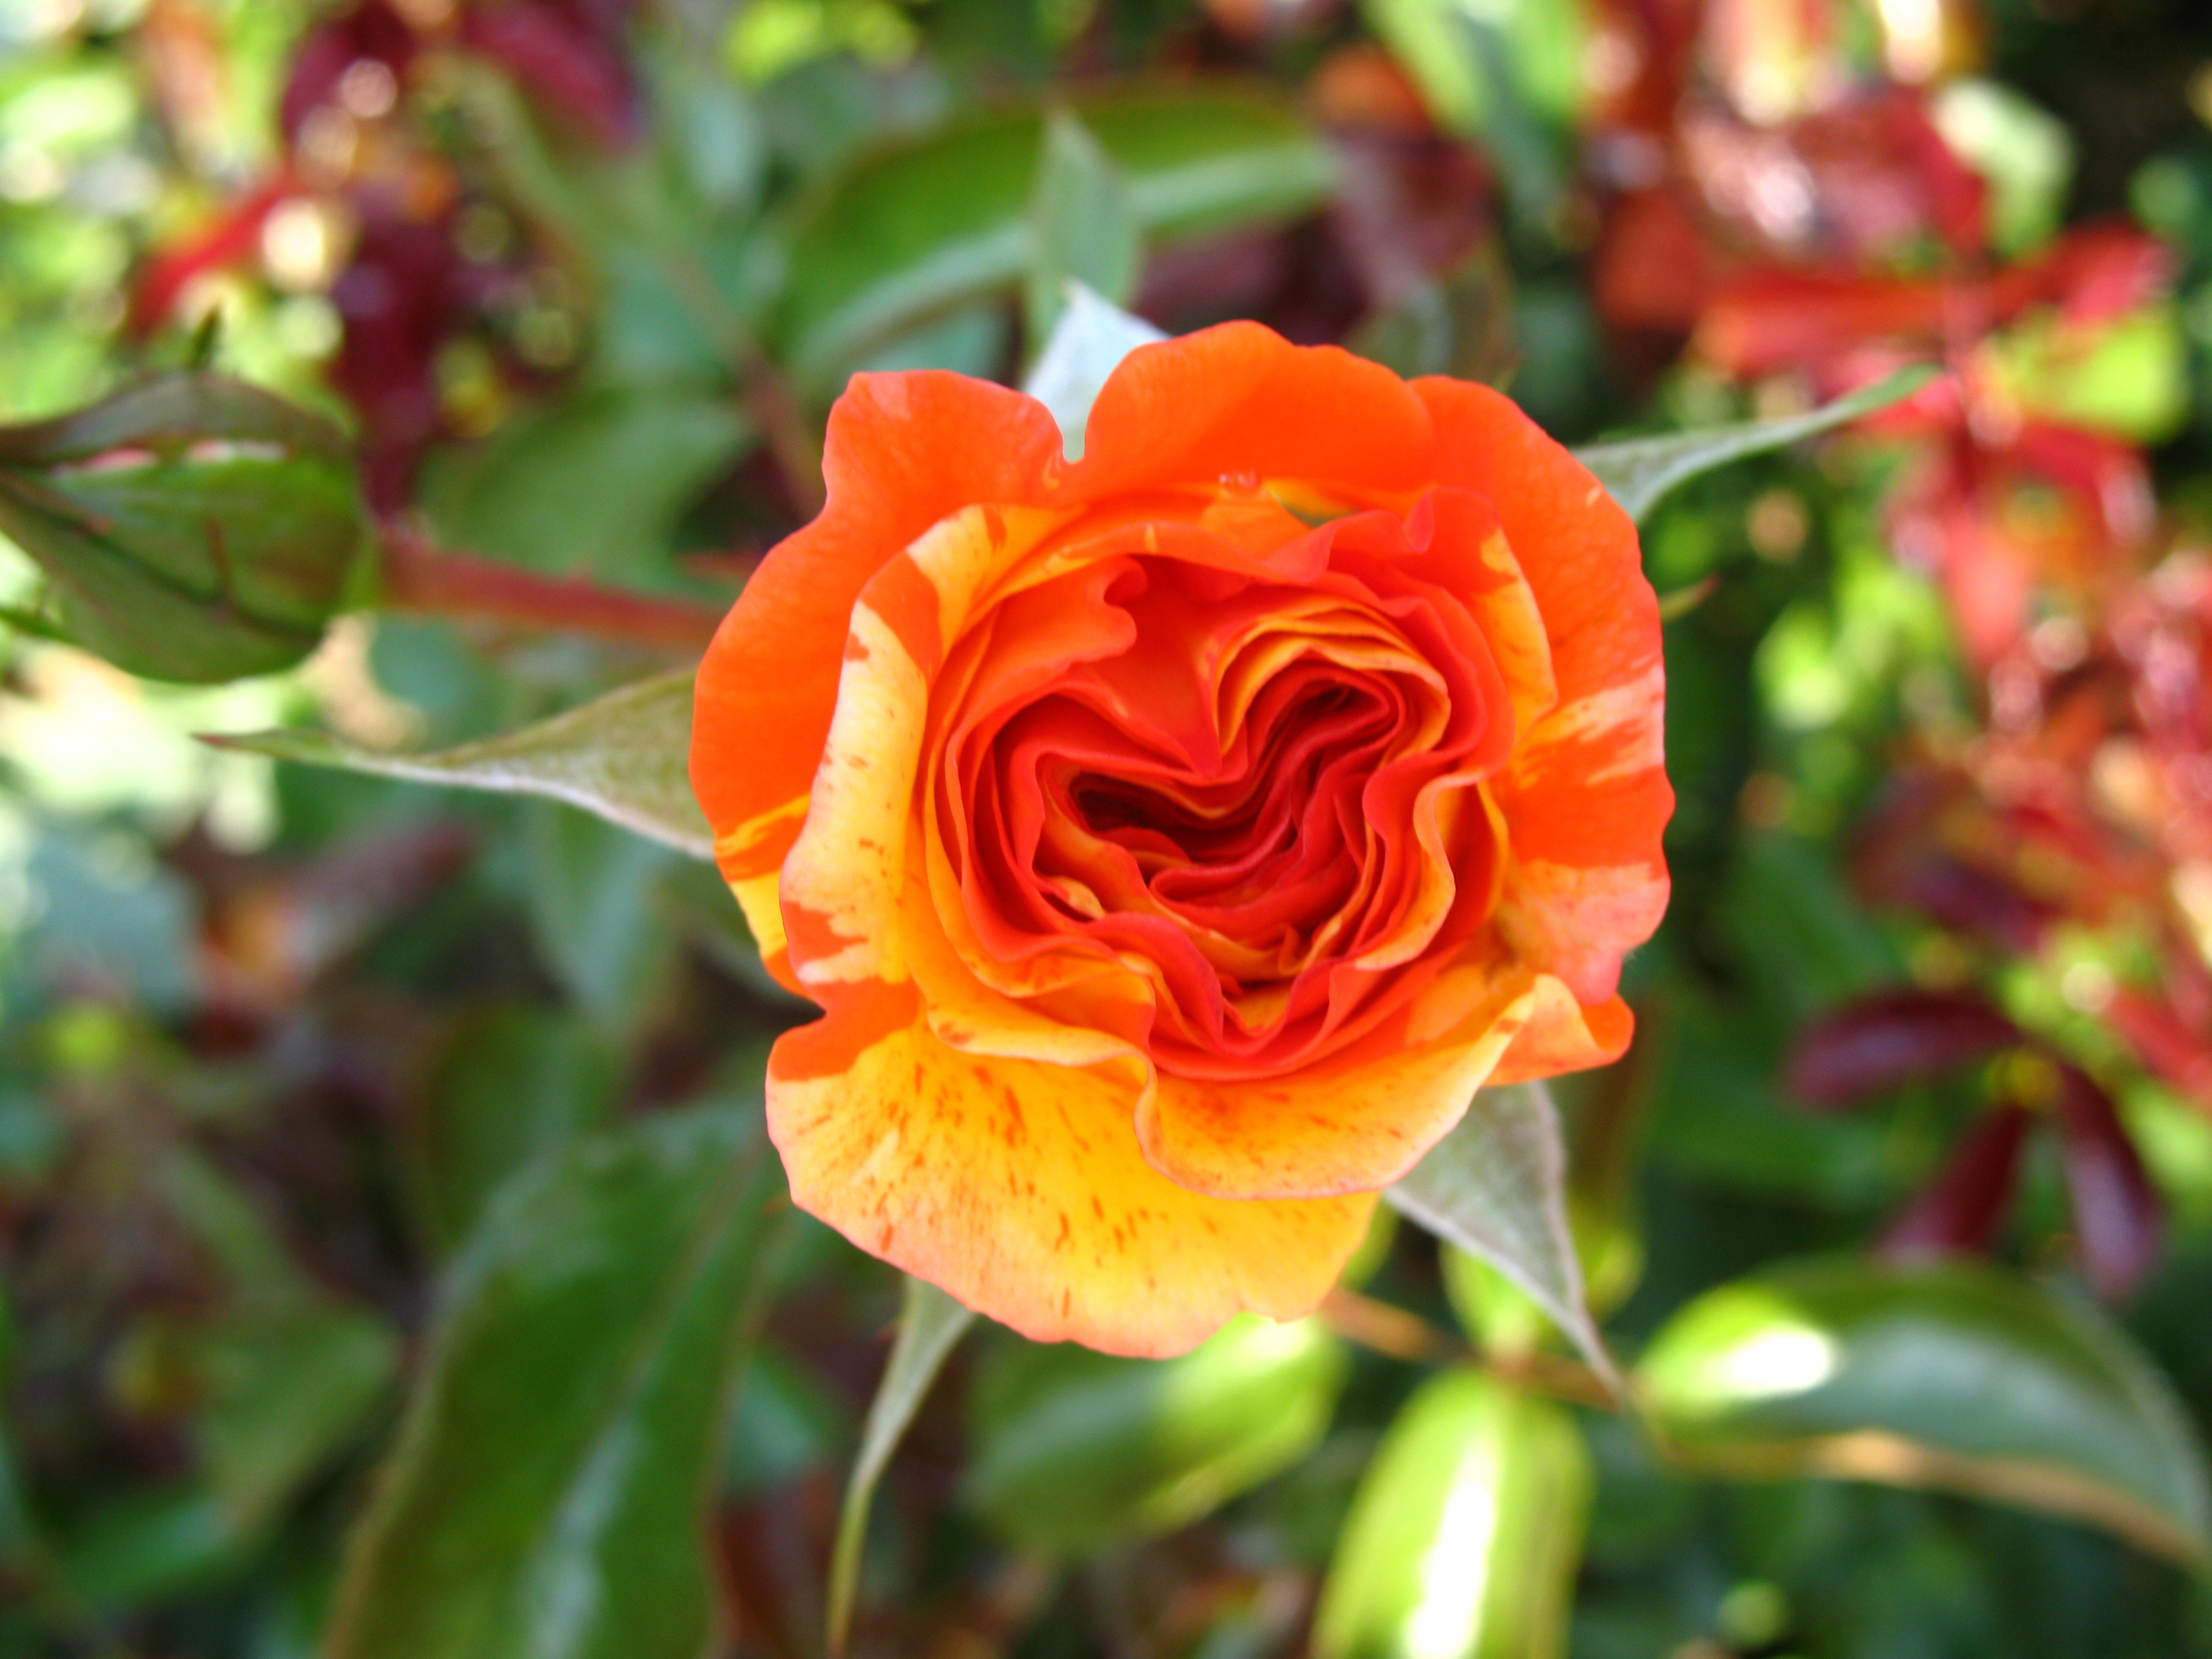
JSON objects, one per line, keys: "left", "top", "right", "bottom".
{"left": 1318, "top": 1287, "right": 1620, "bottom": 1410}
{"left": 377, "top": 521, "right": 723, "bottom": 653}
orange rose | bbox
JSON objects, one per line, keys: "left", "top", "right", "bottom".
{"left": 691, "top": 323, "right": 1670, "bottom": 1356}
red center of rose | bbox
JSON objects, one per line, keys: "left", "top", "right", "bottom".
{"left": 928, "top": 495, "right": 1530, "bottom": 1082}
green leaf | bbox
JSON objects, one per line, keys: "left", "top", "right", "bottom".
{"left": 147, "top": 1153, "right": 403, "bottom": 1541}
{"left": 324, "top": 1102, "right": 786, "bottom": 1659}
{"left": 208, "top": 668, "right": 710, "bottom": 860}
{"left": 1572, "top": 365, "right": 1939, "bottom": 524}
{"left": 0, "top": 372, "right": 364, "bottom": 683}
{"left": 963, "top": 1315, "right": 1349, "bottom": 1557}
{"left": 1637, "top": 1256, "right": 2212, "bottom": 1569}
{"left": 776, "top": 87, "right": 1333, "bottom": 392}
{"left": 0, "top": 1293, "right": 44, "bottom": 1582}
{"left": 726, "top": 1346, "right": 848, "bottom": 1496}
{"left": 190, "top": 1304, "right": 400, "bottom": 1539}
{"left": 55, "top": 1487, "right": 259, "bottom": 1610}
{"left": 1387, "top": 1081, "right": 1619, "bottom": 1392}
{"left": 403, "top": 1002, "right": 620, "bottom": 1256}
{"left": 1021, "top": 283, "right": 1166, "bottom": 459}
{"left": 1025, "top": 109, "right": 1144, "bottom": 350}
{"left": 417, "top": 388, "right": 752, "bottom": 582}
{"left": 518, "top": 802, "right": 683, "bottom": 1023}
{"left": 1313, "top": 1372, "right": 1593, "bottom": 1659}
{"left": 828, "top": 1276, "right": 974, "bottom": 1658}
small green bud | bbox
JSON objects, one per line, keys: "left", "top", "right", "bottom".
{"left": 0, "top": 373, "right": 365, "bottom": 683}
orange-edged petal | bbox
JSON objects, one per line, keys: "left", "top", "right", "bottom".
{"left": 1486, "top": 983, "right": 1635, "bottom": 1085}
{"left": 766, "top": 984, "right": 1376, "bottom": 1356}
{"left": 1072, "top": 323, "right": 1438, "bottom": 503}
{"left": 1134, "top": 957, "right": 1585, "bottom": 1199}
{"left": 690, "top": 372, "right": 1066, "bottom": 977}
{"left": 1413, "top": 376, "right": 1672, "bottom": 1004}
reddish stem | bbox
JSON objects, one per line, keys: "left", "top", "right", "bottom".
{"left": 378, "top": 523, "right": 724, "bottom": 653}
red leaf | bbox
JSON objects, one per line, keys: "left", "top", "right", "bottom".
{"left": 280, "top": 0, "right": 418, "bottom": 144}
{"left": 460, "top": 2, "right": 638, "bottom": 149}
{"left": 2053, "top": 1064, "right": 2164, "bottom": 1298}
{"left": 1991, "top": 221, "right": 2173, "bottom": 332}
{"left": 1878, "top": 1101, "right": 2033, "bottom": 1261}
{"left": 1693, "top": 267, "right": 1965, "bottom": 381}
{"left": 1787, "top": 989, "right": 2023, "bottom": 1108}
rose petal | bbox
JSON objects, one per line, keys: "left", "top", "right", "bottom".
{"left": 1415, "top": 377, "right": 1672, "bottom": 1005}
{"left": 690, "top": 374, "right": 1064, "bottom": 980}
{"left": 1074, "top": 321, "right": 1438, "bottom": 501}
{"left": 1137, "top": 960, "right": 1592, "bottom": 1198}
{"left": 766, "top": 982, "right": 1375, "bottom": 1358}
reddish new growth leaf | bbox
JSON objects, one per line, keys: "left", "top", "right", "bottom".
{"left": 2053, "top": 1065, "right": 2164, "bottom": 1299}
{"left": 1880, "top": 1102, "right": 2034, "bottom": 1262}
{"left": 1786, "top": 989, "right": 2023, "bottom": 1109}
{"left": 461, "top": 0, "right": 641, "bottom": 149}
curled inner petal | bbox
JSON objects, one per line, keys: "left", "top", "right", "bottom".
{"left": 924, "top": 487, "right": 1552, "bottom": 1084}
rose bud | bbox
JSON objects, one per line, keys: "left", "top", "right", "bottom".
{"left": 0, "top": 372, "right": 364, "bottom": 683}
{"left": 691, "top": 323, "right": 1671, "bottom": 1355}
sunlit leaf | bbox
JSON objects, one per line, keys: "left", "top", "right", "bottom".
{"left": 1637, "top": 1256, "right": 2212, "bottom": 1568}
{"left": 1313, "top": 1372, "right": 1592, "bottom": 1659}
{"left": 776, "top": 88, "right": 1332, "bottom": 391}
{"left": 964, "top": 1316, "right": 1349, "bottom": 1554}
{"left": 1387, "top": 1081, "right": 1619, "bottom": 1392}
{"left": 1573, "top": 365, "right": 1939, "bottom": 524}
{"left": 209, "top": 669, "right": 709, "bottom": 859}
{"left": 827, "top": 1275, "right": 974, "bottom": 1658}
{"left": 324, "top": 1102, "right": 785, "bottom": 1659}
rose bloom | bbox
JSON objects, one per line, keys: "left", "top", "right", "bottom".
{"left": 692, "top": 323, "right": 1669, "bottom": 1356}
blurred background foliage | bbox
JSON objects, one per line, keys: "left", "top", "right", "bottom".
{"left": 2, "top": 0, "right": 2212, "bottom": 1655}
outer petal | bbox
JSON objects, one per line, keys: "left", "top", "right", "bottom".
{"left": 1487, "top": 985, "right": 1634, "bottom": 1084}
{"left": 754, "top": 494, "right": 1385, "bottom": 1355}
{"left": 766, "top": 990, "right": 1375, "bottom": 1357}
{"left": 1073, "top": 322, "right": 1439, "bottom": 501}
{"left": 690, "top": 372, "right": 1065, "bottom": 976}
{"left": 1136, "top": 961, "right": 1566, "bottom": 1199}
{"left": 1413, "top": 377, "right": 1672, "bottom": 1005}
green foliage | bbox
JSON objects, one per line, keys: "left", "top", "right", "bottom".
{"left": 1025, "top": 110, "right": 1144, "bottom": 349}
{"left": 826, "top": 1276, "right": 974, "bottom": 1656}
{"left": 1639, "top": 1257, "right": 2212, "bottom": 1568}
{"left": 1313, "top": 1372, "right": 1591, "bottom": 1659}
{"left": 965, "top": 1316, "right": 1350, "bottom": 1553}
{"left": 1575, "top": 366, "right": 1940, "bottom": 525}
{"left": 775, "top": 88, "right": 1333, "bottom": 390}
{"left": 1388, "top": 1081, "right": 1618, "bottom": 1389}
{"left": 324, "top": 1101, "right": 785, "bottom": 1659}
{"left": 216, "top": 669, "right": 709, "bottom": 858}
